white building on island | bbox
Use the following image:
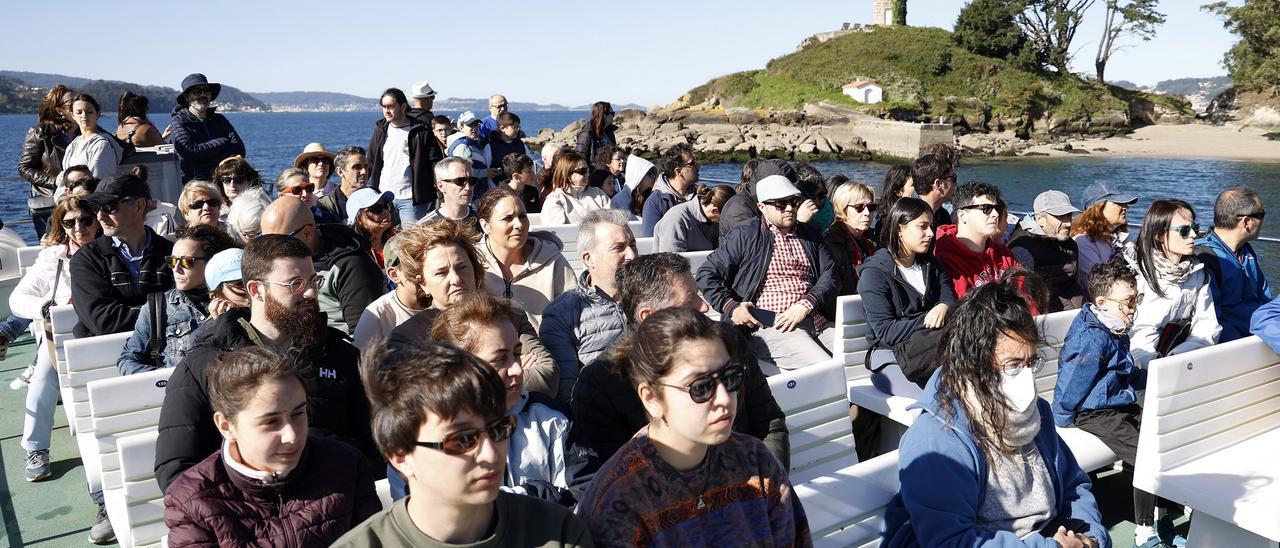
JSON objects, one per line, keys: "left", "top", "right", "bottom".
{"left": 842, "top": 80, "right": 883, "bottom": 104}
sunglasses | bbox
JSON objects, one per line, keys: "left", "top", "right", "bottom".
{"left": 219, "top": 175, "right": 249, "bottom": 185}
{"left": 961, "top": 203, "right": 1001, "bottom": 216}
{"left": 763, "top": 197, "right": 803, "bottom": 210}
{"left": 60, "top": 217, "right": 95, "bottom": 229}
{"left": 1100, "top": 294, "right": 1137, "bottom": 312}
{"left": 188, "top": 198, "right": 222, "bottom": 211}
{"left": 847, "top": 202, "right": 878, "bottom": 214}
{"left": 414, "top": 415, "right": 516, "bottom": 455}
{"left": 1169, "top": 224, "right": 1201, "bottom": 239}
{"left": 282, "top": 183, "right": 316, "bottom": 196}
{"left": 165, "top": 255, "right": 207, "bottom": 269}
{"left": 1238, "top": 211, "right": 1267, "bottom": 221}
{"left": 286, "top": 223, "right": 315, "bottom": 238}
{"left": 656, "top": 364, "right": 746, "bottom": 404}
{"left": 440, "top": 176, "right": 478, "bottom": 187}
{"left": 570, "top": 167, "right": 590, "bottom": 176}
{"left": 96, "top": 197, "right": 139, "bottom": 215}
{"left": 364, "top": 201, "right": 389, "bottom": 216}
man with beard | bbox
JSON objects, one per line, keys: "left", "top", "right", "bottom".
{"left": 260, "top": 197, "right": 386, "bottom": 334}
{"left": 167, "top": 73, "right": 245, "bottom": 182}
{"left": 154, "top": 234, "right": 375, "bottom": 493}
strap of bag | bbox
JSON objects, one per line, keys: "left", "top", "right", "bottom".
{"left": 148, "top": 292, "right": 166, "bottom": 365}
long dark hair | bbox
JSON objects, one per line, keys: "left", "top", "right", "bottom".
{"left": 878, "top": 165, "right": 912, "bottom": 222}
{"left": 612, "top": 307, "right": 742, "bottom": 403}
{"left": 935, "top": 276, "right": 1042, "bottom": 461}
{"left": 37, "top": 85, "right": 74, "bottom": 134}
{"left": 1136, "top": 198, "right": 1196, "bottom": 298}
{"left": 880, "top": 197, "right": 933, "bottom": 263}
{"left": 589, "top": 101, "right": 613, "bottom": 138}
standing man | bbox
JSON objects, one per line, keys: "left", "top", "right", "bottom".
{"left": 1009, "top": 190, "right": 1084, "bottom": 312}
{"left": 910, "top": 154, "right": 956, "bottom": 229}
{"left": 1197, "top": 186, "right": 1271, "bottom": 341}
{"left": 407, "top": 80, "right": 436, "bottom": 126}
{"left": 167, "top": 74, "right": 245, "bottom": 182}
{"left": 641, "top": 143, "right": 699, "bottom": 237}
{"left": 318, "top": 146, "right": 370, "bottom": 223}
{"left": 481, "top": 94, "right": 509, "bottom": 141}
{"left": 367, "top": 88, "right": 440, "bottom": 225}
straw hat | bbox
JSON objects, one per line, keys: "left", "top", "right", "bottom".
{"left": 294, "top": 143, "right": 336, "bottom": 169}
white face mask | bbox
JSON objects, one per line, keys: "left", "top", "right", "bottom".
{"left": 1000, "top": 366, "right": 1038, "bottom": 412}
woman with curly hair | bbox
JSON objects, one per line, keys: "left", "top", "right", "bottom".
{"left": 1071, "top": 182, "right": 1137, "bottom": 289}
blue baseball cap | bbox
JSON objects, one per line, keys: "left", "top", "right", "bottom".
{"left": 345, "top": 188, "right": 395, "bottom": 226}
{"left": 1080, "top": 181, "right": 1137, "bottom": 208}
{"left": 204, "top": 248, "right": 243, "bottom": 291}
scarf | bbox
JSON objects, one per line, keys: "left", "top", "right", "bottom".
{"left": 962, "top": 387, "right": 1041, "bottom": 449}
{"left": 1153, "top": 251, "right": 1194, "bottom": 286}
{"left": 1091, "top": 303, "right": 1130, "bottom": 335}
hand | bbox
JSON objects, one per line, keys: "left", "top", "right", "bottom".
{"left": 1051, "top": 526, "right": 1090, "bottom": 548}
{"left": 773, "top": 301, "right": 810, "bottom": 332}
{"left": 730, "top": 302, "right": 764, "bottom": 329}
{"left": 207, "top": 297, "right": 233, "bottom": 320}
{"left": 923, "top": 303, "right": 949, "bottom": 329}
{"left": 797, "top": 199, "right": 819, "bottom": 223}
{"left": 40, "top": 300, "right": 53, "bottom": 320}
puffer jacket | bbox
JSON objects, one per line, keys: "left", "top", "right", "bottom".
{"left": 539, "top": 271, "right": 625, "bottom": 399}
{"left": 154, "top": 308, "right": 376, "bottom": 492}
{"left": 167, "top": 105, "right": 245, "bottom": 182}
{"left": 69, "top": 230, "right": 175, "bottom": 338}
{"left": 1051, "top": 304, "right": 1144, "bottom": 427}
{"left": 17, "top": 124, "right": 73, "bottom": 196}
{"left": 573, "top": 124, "right": 616, "bottom": 167}
{"left": 480, "top": 232, "right": 576, "bottom": 329}
{"left": 164, "top": 435, "right": 381, "bottom": 547}
{"left": 1194, "top": 231, "right": 1272, "bottom": 342}
{"left": 117, "top": 288, "right": 210, "bottom": 375}
{"left": 314, "top": 223, "right": 388, "bottom": 333}
{"left": 10, "top": 244, "right": 75, "bottom": 325}
{"left": 1129, "top": 255, "right": 1221, "bottom": 366}
{"left": 504, "top": 391, "right": 597, "bottom": 506}
{"left": 855, "top": 248, "right": 957, "bottom": 348}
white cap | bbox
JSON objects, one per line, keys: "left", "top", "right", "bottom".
{"left": 755, "top": 175, "right": 802, "bottom": 202}
{"left": 411, "top": 80, "right": 436, "bottom": 99}
{"left": 457, "top": 110, "right": 481, "bottom": 126}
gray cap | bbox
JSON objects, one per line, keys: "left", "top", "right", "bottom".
{"left": 1080, "top": 181, "right": 1137, "bottom": 208}
{"left": 1033, "top": 190, "right": 1081, "bottom": 216}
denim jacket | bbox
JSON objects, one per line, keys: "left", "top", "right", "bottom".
{"left": 1051, "top": 304, "right": 1145, "bottom": 427}
{"left": 117, "top": 288, "right": 209, "bottom": 375}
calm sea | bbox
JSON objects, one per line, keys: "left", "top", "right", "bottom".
{"left": 3, "top": 111, "right": 1280, "bottom": 275}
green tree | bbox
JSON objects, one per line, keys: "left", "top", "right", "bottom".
{"left": 1095, "top": 0, "right": 1165, "bottom": 82}
{"left": 1205, "top": 0, "right": 1280, "bottom": 95}
{"left": 954, "top": 0, "right": 1031, "bottom": 63}
{"left": 894, "top": 0, "right": 908, "bottom": 25}
{"left": 1018, "top": 0, "right": 1096, "bottom": 74}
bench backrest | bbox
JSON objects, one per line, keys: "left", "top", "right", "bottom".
{"left": 49, "top": 304, "right": 80, "bottom": 431}
{"left": 1031, "top": 309, "right": 1080, "bottom": 400}
{"left": 525, "top": 212, "right": 542, "bottom": 226}
{"left": 90, "top": 368, "right": 172, "bottom": 492}
{"left": 1134, "top": 336, "right": 1280, "bottom": 492}
{"left": 635, "top": 236, "right": 654, "bottom": 256}
{"left": 65, "top": 332, "right": 130, "bottom": 434}
{"left": 795, "top": 450, "right": 900, "bottom": 547}
{"left": 767, "top": 360, "right": 859, "bottom": 486}
{"left": 833, "top": 296, "right": 872, "bottom": 385}
{"left": 17, "top": 245, "right": 41, "bottom": 274}
{"left": 114, "top": 431, "right": 168, "bottom": 548}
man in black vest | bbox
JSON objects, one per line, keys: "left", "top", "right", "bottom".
{"left": 1009, "top": 190, "right": 1084, "bottom": 312}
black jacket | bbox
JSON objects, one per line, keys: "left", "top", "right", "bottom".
{"left": 314, "top": 223, "right": 387, "bottom": 333}
{"left": 854, "top": 248, "right": 957, "bottom": 348}
{"left": 823, "top": 222, "right": 878, "bottom": 299}
{"left": 167, "top": 106, "right": 246, "bottom": 182}
{"left": 366, "top": 118, "right": 442, "bottom": 206}
{"left": 18, "top": 124, "right": 73, "bottom": 196}
{"left": 316, "top": 188, "right": 351, "bottom": 223}
{"left": 154, "top": 308, "right": 376, "bottom": 492}
{"left": 69, "top": 229, "right": 174, "bottom": 338}
{"left": 1008, "top": 225, "right": 1083, "bottom": 312}
{"left": 570, "top": 341, "right": 790, "bottom": 470}
{"left": 698, "top": 219, "right": 839, "bottom": 321}
{"left": 574, "top": 125, "right": 616, "bottom": 165}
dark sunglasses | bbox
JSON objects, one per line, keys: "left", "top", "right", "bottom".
{"left": 961, "top": 203, "right": 1001, "bottom": 216}
{"left": 1239, "top": 211, "right": 1267, "bottom": 221}
{"left": 764, "top": 197, "right": 803, "bottom": 210}
{"left": 440, "top": 176, "right": 478, "bottom": 187}
{"left": 1169, "top": 224, "right": 1201, "bottom": 239}
{"left": 60, "top": 217, "right": 95, "bottom": 229}
{"left": 570, "top": 167, "right": 590, "bottom": 176}
{"left": 282, "top": 183, "right": 316, "bottom": 196}
{"left": 188, "top": 198, "right": 222, "bottom": 211}
{"left": 96, "top": 197, "right": 139, "bottom": 215}
{"left": 287, "top": 223, "right": 315, "bottom": 238}
{"left": 847, "top": 202, "right": 878, "bottom": 214}
{"left": 414, "top": 415, "right": 516, "bottom": 455}
{"left": 219, "top": 175, "right": 249, "bottom": 185}
{"left": 656, "top": 364, "right": 747, "bottom": 404}
{"left": 364, "top": 201, "right": 390, "bottom": 216}
{"left": 165, "top": 255, "right": 207, "bottom": 269}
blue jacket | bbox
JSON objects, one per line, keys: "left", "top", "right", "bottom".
{"left": 883, "top": 373, "right": 1110, "bottom": 548}
{"left": 117, "top": 288, "right": 209, "bottom": 375}
{"left": 1194, "top": 231, "right": 1272, "bottom": 342}
{"left": 539, "top": 271, "right": 625, "bottom": 400}
{"left": 697, "top": 218, "right": 838, "bottom": 321}
{"left": 166, "top": 106, "right": 245, "bottom": 182}
{"left": 1050, "top": 304, "right": 1144, "bottom": 427}
{"left": 1250, "top": 295, "right": 1280, "bottom": 353}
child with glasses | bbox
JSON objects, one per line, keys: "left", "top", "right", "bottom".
{"left": 576, "top": 307, "right": 810, "bottom": 547}
{"left": 333, "top": 341, "right": 590, "bottom": 547}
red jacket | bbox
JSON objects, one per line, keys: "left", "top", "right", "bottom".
{"left": 933, "top": 225, "right": 1035, "bottom": 313}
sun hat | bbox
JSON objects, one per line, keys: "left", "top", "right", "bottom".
{"left": 755, "top": 175, "right": 803, "bottom": 203}
{"left": 1080, "top": 181, "right": 1137, "bottom": 208}
{"left": 411, "top": 81, "right": 436, "bottom": 99}
{"left": 294, "top": 143, "right": 336, "bottom": 169}
{"left": 205, "top": 248, "right": 244, "bottom": 291}
{"left": 177, "top": 73, "right": 222, "bottom": 106}
{"left": 345, "top": 187, "right": 395, "bottom": 226}
{"left": 1032, "top": 190, "right": 1081, "bottom": 216}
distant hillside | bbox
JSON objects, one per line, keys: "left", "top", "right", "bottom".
{"left": 1150, "top": 76, "right": 1231, "bottom": 113}
{"left": 435, "top": 97, "right": 645, "bottom": 113}
{"left": 0, "top": 71, "right": 269, "bottom": 113}
{"left": 252, "top": 91, "right": 376, "bottom": 112}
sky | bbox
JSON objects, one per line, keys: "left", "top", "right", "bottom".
{"left": 0, "top": 0, "right": 1239, "bottom": 106}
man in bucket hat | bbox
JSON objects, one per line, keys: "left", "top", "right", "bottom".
{"left": 167, "top": 73, "right": 245, "bottom": 182}
{"left": 1009, "top": 190, "right": 1085, "bottom": 311}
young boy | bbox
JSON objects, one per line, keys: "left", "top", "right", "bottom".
{"left": 1051, "top": 261, "right": 1165, "bottom": 547}
{"left": 485, "top": 112, "right": 532, "bottom": 180}
{"left": 502, "top": 152, "right": 543, "bottom": 214}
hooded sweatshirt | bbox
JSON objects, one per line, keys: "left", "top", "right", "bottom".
{"left": 612, "top": 154, "right": 655, "bottom": 212}
{"left": 313, "top": 224, "right": 388, "bottom": 333}
{"left": 934, "top": 224, "right": 1025, "bottom": 302}
{"left": 481, "top": 232, "right": 577, "bottom": 330}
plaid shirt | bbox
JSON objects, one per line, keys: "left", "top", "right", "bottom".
{"left": 755, "top": 220, "right": 828, "bottom": 329}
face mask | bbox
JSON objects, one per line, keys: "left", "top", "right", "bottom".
{"left": 1000, "top": 366, "right": 1038, "bottom": 413}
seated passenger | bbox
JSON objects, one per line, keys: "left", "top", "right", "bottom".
{"left": 177, "top": 180, "right": 226, "bottom": 231}
{"left": 501, "top": 152, "right": 543, "bottom": 214}
{"left": 540, "top": 209, "right": 637, "bottom": 399}
{"left": 652, "top": 184, "right": 732, "bottom": 253}
{"left": 216, "top": 156, "right": 272, "bottom": 243}
{"left": 1129, "top": 199, "right": 1220, "bottom": 366}
{"left": 857, "top": 197, "right": 956, "bottom": 393}
{"left": 698, "top": 175, "right": 838, "bottom": 371}
{"left": 1194, "top": 186, "right": 1271, "bottom": 342}
{"left": 823, "top": 181, "right": 879, "bottom": 297}
{"left": 164, "top": 346, "right": 380, "bottom": 546}
{"left": 278, "top": 167, "right": 340, "bottom": 224}
{"left": 1009, "top": 190, "right": 1084, "bottom": 312}
{"left": 351, "top": 236, "right": 425, "bottom": 348}
{"left": 117, "top": 225, "right": 236, "bottom": 375}
{"left": 194, "top": 247, "right": 248, "bottom": 341}
{"left": 641, "top": 144, "right": 699, "bottom": 236}
{"left": 718, "top": 158, "right": 796, "bottom": 239}
{"left": 541, "top": 151, "right": 611, "bottom": 226}
{"left": 933, "top": 182, "right": 1024, "bottom": 301}
{"left": 883, "top": 282, "right": 1108, "bottom": 547}
{"left": 333, "top": 341, "right": 591, "bottom": 547}
{"left": 1072, "top": 181, "right": 1136, "bottom": 288}
{"left": 575, "top": 308, "right": 810, "bottom": 546}
{"left": 477, "top": 187, "right": 575, "bottom": 329}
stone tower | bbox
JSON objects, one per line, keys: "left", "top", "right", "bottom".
{"left": 872, "top": 0, "right": 893, "bottom": 26}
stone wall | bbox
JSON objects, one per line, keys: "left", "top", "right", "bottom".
{"left": 848, "top": 118, "right": 954, "bottom": 160}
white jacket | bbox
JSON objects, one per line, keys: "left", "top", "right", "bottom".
{"left": 503, "top": 391, "right": 571, "bottom": 497}
{"left": 10, "top": 245, "right": 74, "bottom": 328}
{"left": 1130, "top": 257, "right": 1221, "bottom": 366}
{"left": 540, "top": 187, "right": 611, "bottom": 226}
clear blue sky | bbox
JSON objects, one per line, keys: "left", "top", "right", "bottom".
{"left": 0, "top": 0, "right": 1237, "bottom": 106}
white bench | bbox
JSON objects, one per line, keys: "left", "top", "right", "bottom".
{"left": 49, "top": 304, "right": 79, "bottom": 429}
{"left": 90, "top": 368, "right": 172, "bottom": 493}
{"left": 795, "top": 450, "right": 900, "bottom": 547}
{"left": 64, "top": 332, "right": 130, "bottom": 494}
{"left": 680, "top": 250, "right": 712, "bottom": 274}
{"left": 17, "top": 245, "right": 41, "bottom": 275}
{"left": 525, "top": 213, "right": 542, "bottom": 226}
{"left": 1134, "top": 336, "right": 1280, "bottom": 546}
{"left": 767, "top": 360, "right": 859, "bottom": 486}
{"left": 112, "top": 431, "right": 168, "bottom": 548}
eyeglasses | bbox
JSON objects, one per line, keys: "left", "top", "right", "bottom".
{"left": 257, "top": 274, "right": 325, "bottom": 295}
{"left": 60, "top": 217, "right": 95, "bottom": 229}
{"left": 847, "top": 202, "right": 878, "bottom": 214}
{"left": 306, "top": 157, "right": 329, "bottom": 166}
{"left": 1100, "top": 295, "right": 1137, "bottom": 312}
{"left": 1000, "top": 355, "right": 1046, "bottom": 376}
{"left": 1238, "top": 211, "right": 1267, "bottom": 221}
{"left": 1169, "top": 224, "right": 1201, "bottom": 239}
{"left": 656, "top": 364, "right": 746, "bottom": 404}
{"left": 440, "top": 176, "right": 478, "bottom": 187}
{"left": 286, "top": 223, "right": 315, "bottom": 238}
{"left": 414, "top": 415, "right": 516, "bottom": 455}
{"left": 96, "top": 197, "right": 139, "bottom": 215}
{"left": 164, "top": 255, "right": 208, "bottom": 269}
{"left": 680, "top": 159, "right": 699, "bottom": 169}
{"left": 763, "top": 197, "right": 803, "bottom": 211}
{"left": 490, "top": 103, "right": 508, "bottom": 109}
{"left": 364, "top": 201, "right": 389, "bottom": 216}
{"left": 188, "top": 198, "right": 222, "bottom": 211}
{"left": 219, "top": 175, "right": 249, "bottom": 185}
{"left": 282, "top": 183, "right": 316, "bottom": 196}
{"left": 960, "top": 203, "right": 1001, "bottom": 216}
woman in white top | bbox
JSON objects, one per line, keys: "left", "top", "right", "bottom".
{"left": 539, "top": 151, "right": 610, "bottom": 225}
{"left": 1128, "top": 198, "right": 1220, "bottom": 366}
{"left": 57, "top": 94, "right": 123, "bottom": 190}
{"left": 10, "top": 197, "right": 100, "bottom": 481}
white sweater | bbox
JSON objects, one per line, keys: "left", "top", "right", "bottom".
{"left": 1130, "top": 257, "right": 1222, "bottom": 366}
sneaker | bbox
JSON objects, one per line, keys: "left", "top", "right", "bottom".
{"left": 9, "top": 362, "right": 33, "bottom": 390}
{"left": 1135, "top": 524, "right": 1159, "bottom": 547}
{"left": 1156, "top": 513, "right": 1189, "bottom": 547}
{"left": 24, "top": 449, "right": 50, "bottom": 482}
{"left": 88, "top": 504, "right": 115, "bottom": 545}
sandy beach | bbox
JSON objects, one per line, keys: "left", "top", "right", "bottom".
{"left": 1019, "top": 123, "right": 1279, "bottom": 162}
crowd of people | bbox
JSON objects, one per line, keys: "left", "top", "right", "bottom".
{"left": 10, "top": 72, "right": 1278, "bottom": 547}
